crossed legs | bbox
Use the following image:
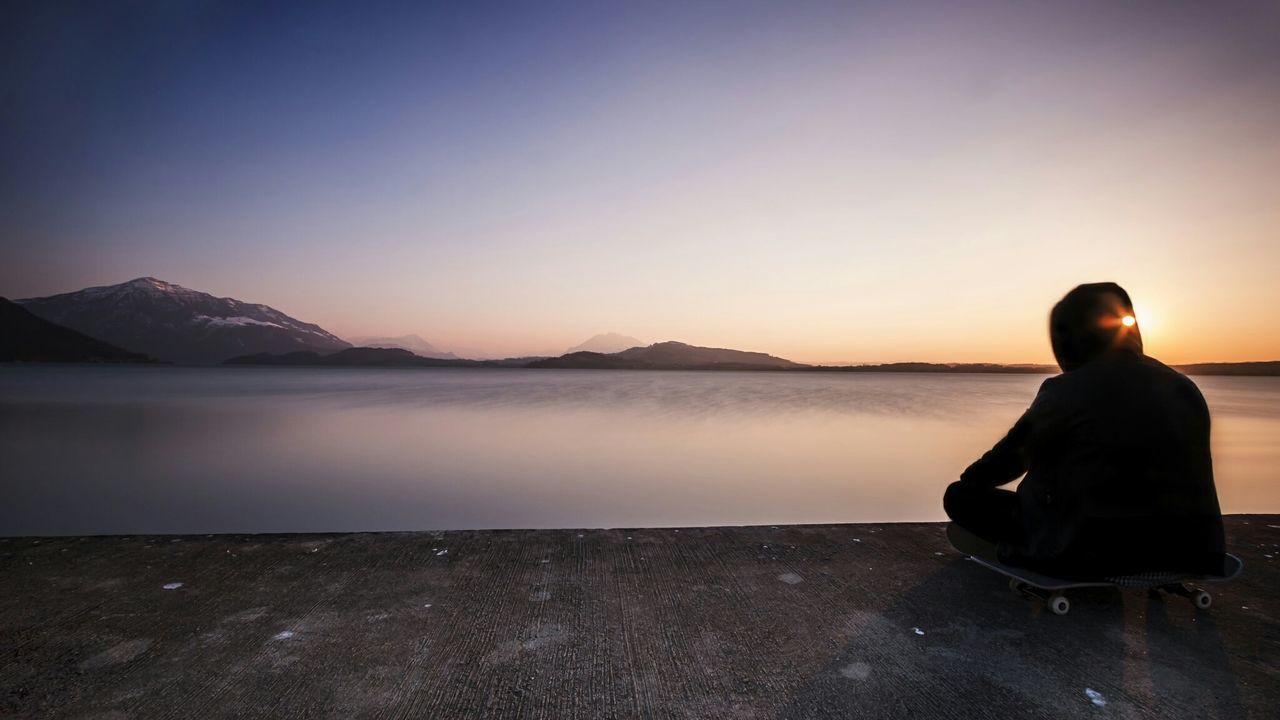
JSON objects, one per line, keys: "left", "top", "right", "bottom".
{"left": 943, "top": 481, "right": 1025, "bottom": 546}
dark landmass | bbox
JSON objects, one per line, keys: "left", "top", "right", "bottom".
{"left": 0, "top": 298, "right": 155, "bottom": 363}
{"left": 1172, "top": 361, "right": 1280, "bottom": 377}
{"left": 525, "top": 350, "right": 655, "bottom": 370}
{"left": 224, "top": 347, "right": 497, "bottom": 367}
{"left": 528, "top": 340, "right": 801, "bottom": 370}
{"left": 809, "top": 361, "right": 1280, "bottom": 376}
{"left": 17, "top": 277, "right": 349, "bottom": 365}
{"left": 488, "top": 355, "right": 552, "bottom": 367}
{"left": 529, "top": 344, "right": 1279, "bottom": 376}
{"left": 231, "top": 341, "right": 805, "bottom": 371}
{"left": 348, "top": 334, "right": 459, "bottom": 359}
{"left": 806, "top": 362, "right": 1056, "bottom": 374}
{"left": 2, "top": 517, "right": 1275, "bottom": 719}
{"left": 224, "top": 347, "right": 552, "bottom": 368}
{"left": 226, "top": 344, "right": 1280, "bottom": 376}
{"left": 618, "top": 340, "right": 800, "bottom": 367}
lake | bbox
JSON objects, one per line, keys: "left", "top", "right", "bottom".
{"left": 1, "top": 366, "right": 1277, "bottom": 536}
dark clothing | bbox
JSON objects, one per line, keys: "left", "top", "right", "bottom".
{"left": 943, "top": 482, "right": 1023, "bottom": 547}
{"left": 950, "top": 349, "right": 1226, "bottom": 579}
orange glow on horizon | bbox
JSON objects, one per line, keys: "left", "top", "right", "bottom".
{"left": 10, "top": 4, "right": 1278, "bottom": 368}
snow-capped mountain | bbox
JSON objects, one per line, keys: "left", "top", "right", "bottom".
{"left": 564, "top": 332, "right": 644, "bottom": 355}
{"left": 349, "top": 334, "right": 458, "bottom": 359}
{"left": 17, "top": 277, "right": 350, "bottom": 364}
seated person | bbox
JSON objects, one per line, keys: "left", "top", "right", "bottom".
{"left": 944, "top": 282, "right": 1226, "bottom": 579}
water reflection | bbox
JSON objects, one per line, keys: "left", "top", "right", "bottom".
{"left": 1, "top": 367, "right": 1276, "bottom": 535}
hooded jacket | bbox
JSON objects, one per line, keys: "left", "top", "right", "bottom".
{"left": 961, "top": 284, "right": 1226, "bottom": 578}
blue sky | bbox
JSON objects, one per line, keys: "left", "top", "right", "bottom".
{"left": 3, "top": 1, "right": 1279, "bottom": 361}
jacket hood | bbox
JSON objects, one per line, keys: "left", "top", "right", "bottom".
{"left": 1050, "top": 282, "right": 1144, "bottom": 372}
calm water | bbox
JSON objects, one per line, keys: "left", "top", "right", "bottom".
{"left": 1, "top": 366, "right": 1277, "bottom": 536}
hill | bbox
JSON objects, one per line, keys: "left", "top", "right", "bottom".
{"left": 529, "top": 341, "right": 802, "bottom": 370}
{"left": 0, "top": 297, "right": 155, "bottom": 363}
{"left": 224, "top": 347, "right": 492, "bottom": 368}
{"left": 348, "top": 334, "right": 459, "bottom": 359}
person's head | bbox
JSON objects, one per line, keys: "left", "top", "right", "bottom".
{"left": 1049, "top": 282, "right": 1144, "bottom": 371}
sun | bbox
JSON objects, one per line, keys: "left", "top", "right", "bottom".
{"left": 1121, "top": 315, "right": 1136, "bottom": 327}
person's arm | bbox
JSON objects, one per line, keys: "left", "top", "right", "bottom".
{"left": 960, "top": 378, "right": 1059, "bottom": 488}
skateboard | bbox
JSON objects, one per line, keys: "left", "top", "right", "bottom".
{"left": 946, "top": 523, "right": 1243, "bottom": 616}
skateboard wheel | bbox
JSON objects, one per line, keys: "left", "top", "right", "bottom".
{"left": 1009, "top": 579, "right": 1022, "bottom": 594}
{"left": 1192, "top": 590, "right": 1212, "bottom": 610}
{"left": 1048, "top": 595, "right": 1070, "bottom": 615}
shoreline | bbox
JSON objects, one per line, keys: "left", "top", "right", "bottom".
{"left": 6, "top": 360, "right": 1280, "bottom": 376}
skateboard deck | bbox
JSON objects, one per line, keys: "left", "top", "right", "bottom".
{"left": 946, "top": 523, "right": 1243, "bottom": 615}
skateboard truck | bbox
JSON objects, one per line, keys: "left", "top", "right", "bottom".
{"left": 1007, "top": 580, "right": 1071, "bottom": 615}
{"left": 1153, "top": 582, "right": 1213, "bottom": 610}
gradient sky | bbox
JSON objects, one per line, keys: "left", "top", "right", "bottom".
{"left": 3, "top": 1, "right": 1279, "bottom": 363}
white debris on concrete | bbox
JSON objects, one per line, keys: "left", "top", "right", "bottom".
{"left": 839, "top": 662, "right": 872, "bottom": 680}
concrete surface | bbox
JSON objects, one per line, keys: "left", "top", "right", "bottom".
{"left": 2, "top": 517, "right": 1277, "bottom": 719}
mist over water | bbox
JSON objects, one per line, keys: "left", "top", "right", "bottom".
{"left": 1, "top": 366, "right": 1277, "bottom": 536}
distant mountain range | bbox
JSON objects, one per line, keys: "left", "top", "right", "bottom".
{"left": 224, "top": 341, "right": 799, "bottom": 371}
{"left": 1, "top": 298, "right": 155, "bottom": 363}
{"left": 564, "top": 332, "right": 644, "bottom": 355}
{"left": 348, "top": 334, "right": 458, "bottom": 359}
{"left": 16, "top": 277, "right": 350, "bottom": 364}
{"left": 230, "top": 343, "right": 1280, "bottom": 376}
{"left": 5, "top": 278, "right": 1278, "bottom": 375}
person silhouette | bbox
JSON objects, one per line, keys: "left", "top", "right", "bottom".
{"left": 944, "top": 282, "right": 1226, "bottom": 579}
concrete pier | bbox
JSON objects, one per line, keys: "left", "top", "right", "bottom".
{"left": 3, "top": 517, "right": 1278, "bottom": 719}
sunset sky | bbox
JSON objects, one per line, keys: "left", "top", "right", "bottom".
{"left": 3, "top": 1, "right": 1278, "bottom": 363}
